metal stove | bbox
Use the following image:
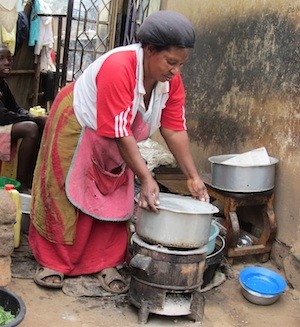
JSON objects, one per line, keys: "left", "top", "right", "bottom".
{"left": 128, "top": 233, "right": 207, "bottom": 324}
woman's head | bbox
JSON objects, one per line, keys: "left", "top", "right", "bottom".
{"left": 0, "top": 44, "right": 13, "bottom": 78}
{"left": 137, "top": 10, "right": 195, "bottom": 50}
{"left": 139, "top": 11, "right": 195, "bottom": 83}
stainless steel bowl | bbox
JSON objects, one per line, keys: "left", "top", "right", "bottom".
{"left": 241, "top": 285, "right": 280, "bottom": 305}
{"left": 208, "top": 154, "right": 278, "bottom": 192}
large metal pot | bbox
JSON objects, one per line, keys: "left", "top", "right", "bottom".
{"left": 208, "top": 154, "right": 278, "bottom": 192}
{"left": 135, "top": 193, "right": 219, "bottom": 249}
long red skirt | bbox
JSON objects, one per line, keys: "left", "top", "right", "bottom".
{"left": 28, "top": 82, "right": 129, "bottom": 276}
{"left": 29, "top": 213, "right": 128, "bottom": 276}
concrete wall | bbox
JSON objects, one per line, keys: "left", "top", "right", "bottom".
{"left": 159, "top": 0, "right": 300, "bottom": 280}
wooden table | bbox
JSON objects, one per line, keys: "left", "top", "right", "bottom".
{"left": 154, "top": 167, "right": 277, "bottom": 263}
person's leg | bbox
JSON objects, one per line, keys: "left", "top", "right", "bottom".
{"left": 11, "top": 121, "right": 39, "bottom": 192}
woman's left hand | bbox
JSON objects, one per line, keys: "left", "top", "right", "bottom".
{"left": 187, "top": 176, "right": 210, "bottom": 202}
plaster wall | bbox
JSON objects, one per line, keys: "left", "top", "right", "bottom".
{"left": 159, "top": 1, "right": 300, "bottom": 252}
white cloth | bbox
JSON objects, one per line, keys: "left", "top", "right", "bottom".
{"left": 222, "top": 147, "right": 271, "bottom": 166}
{"left": 34, "top": 1, "right": 53, "bottom": 56}
{"left": 34, "top": 16, "right": 53, "bottom": 55}
{"left": 137, "top": 138, "right": 176, "bottom": 172}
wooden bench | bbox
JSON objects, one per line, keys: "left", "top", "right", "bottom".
{"left": 154, "top": 167, "right": 277, "bottom": 263}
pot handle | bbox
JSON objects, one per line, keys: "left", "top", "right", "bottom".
{"left": 129, "top": 254, "right": 153, "bottom": 275}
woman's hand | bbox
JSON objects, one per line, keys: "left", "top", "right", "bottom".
{"left": 138, "top": 176, "right": 160, "bottom": 213}
{"left": 187, "top": 175, "right": 210, "bottom": 202}
{"left": 115, "top": 136, "right": 160, "bottom": 212}
{"left": 160, "top": 128, "right": 210, "bottom": 202}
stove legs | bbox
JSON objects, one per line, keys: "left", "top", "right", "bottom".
{"left": 190, "top": 290, "right": 205, "bottom": 323}
{"left": 138, "top": 300, "right": 150, "bottom": 324}
{"left": 136, "top": 292, "right": 205, "bottom": 324}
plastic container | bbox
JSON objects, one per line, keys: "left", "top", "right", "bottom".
{"left": 0, "top": 177, "right": 21, "bottom": 191}
{"left": 4, "top": 184, "right": 22, "bottom": 248}
{"left": 29, "top": 106, "right": 46, "bottom": 116}
{"left": 206, "top": 221, "right": 220, "bottom": 255}
{"left": 0, "top": 288, "right": 26, "bottom": 326}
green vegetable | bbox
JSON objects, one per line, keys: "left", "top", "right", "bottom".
{"left": 0, "top": 306, "right": 15, "bottom": 326}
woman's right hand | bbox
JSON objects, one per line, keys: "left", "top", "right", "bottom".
{"left": 115, "top": 136, "right": 160, "bottom": 213}
{"left": 138, "top": 176, "right": 160, "bottom": 213}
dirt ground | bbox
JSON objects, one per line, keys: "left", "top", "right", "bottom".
{"left": 6, "top": 241, "right": 300, "bottom": 327}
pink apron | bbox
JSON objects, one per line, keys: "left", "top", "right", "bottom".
{"left": 66, "top": 111, "right": 150, "bottom": 221}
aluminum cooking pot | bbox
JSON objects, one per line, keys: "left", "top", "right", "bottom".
{"left": 135, "top": 193, "right": 219, "bottom": 249}
{"left": 209, "top": 154, "right": 278, "bottom": 192}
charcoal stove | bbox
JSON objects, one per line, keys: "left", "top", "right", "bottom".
{"left": 128, "top": 233, "right": 207, "bottom": 324}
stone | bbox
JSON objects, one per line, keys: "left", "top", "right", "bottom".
{"left": 0, "top": 189, "right": 17, "bottom": 286}
{"left": 0, "top": 225, "right": 14, "bottom": 256}
{"left": 0, "top": 190, "right": 16, "bottom": 224}
{"left": 283, "top": 255, "right": 300, "bottom": 291}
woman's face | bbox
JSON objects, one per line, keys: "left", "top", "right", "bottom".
{"left": 144, "top": 46, "right": 191, "bottom": 83}
{"left": 0, "top": 46, "right": 13, "bottom": 78}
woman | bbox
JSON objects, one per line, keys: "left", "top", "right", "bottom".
{"left": 29, "top": 10, "right": 209, "bottom": 292}
{"left": 0, "top": 44, "right": 47, "bottom": 193}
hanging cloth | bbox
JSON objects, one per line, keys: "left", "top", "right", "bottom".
{"left": 17, "top": 0, "right": 23, "bottom": 12}
{"left": 0, "top": 0, "right": 18, "bottom": 33}
{"left": 15, "top": 11, "right": 29, "bottom": 54}
{"left": 34, "top": 15, "right": 53, "bottom": 56}
{"left": 28, "top": 0, "right": 40, "bottom": 46}
{"left": 1, "top": 26, "right": 16, "bottom": 54}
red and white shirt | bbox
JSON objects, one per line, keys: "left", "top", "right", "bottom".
{"left": 73, "top": 43, "right": 186, "bottom": 138}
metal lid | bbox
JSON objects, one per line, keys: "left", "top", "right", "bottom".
{"left": 156, "top": 193, "right": 219, "bottom": 215}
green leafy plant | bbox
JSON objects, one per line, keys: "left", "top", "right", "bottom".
{"left": 0, "top": 306, "right": 15, "bottom": 326}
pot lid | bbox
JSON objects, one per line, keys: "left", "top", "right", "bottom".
{"left": 156, "top": 193, "right": 219, "bottom": 215}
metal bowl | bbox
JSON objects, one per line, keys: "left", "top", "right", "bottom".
{"left": 239, "top": 266, "right": 287, "bottom": 295}
{"left": 208, "top": 154, "right": 278, "bottom": 192}
{"left": 241, "top": 285, "right": 280, "bottom": 305}
{"left": 136, "top": 193, "right": 219, "bottom": 249}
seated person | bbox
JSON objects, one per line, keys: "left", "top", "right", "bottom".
{"left": 0, "top": 44, "right": 47, "bottom": 193}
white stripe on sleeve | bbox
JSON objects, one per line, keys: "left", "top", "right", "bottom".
{"left": 182, "top": 106, "right": 187, "bottom": 130}
{"left": 114, "top": 107, "right": 131, "bottom": 137}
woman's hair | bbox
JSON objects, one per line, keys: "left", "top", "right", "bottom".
{"left": 137, "top": 10, "right": 195, "bottom": 50}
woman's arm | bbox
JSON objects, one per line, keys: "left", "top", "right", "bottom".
{"left": 116, "top": 135, "right": 160, "bottom": 212}
{"left": 160, "top": 127, "right": 209, "bottom": 202}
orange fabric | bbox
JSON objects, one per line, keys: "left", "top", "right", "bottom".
{"left": 30, "top": 82, "right": 80, "bottom": 244}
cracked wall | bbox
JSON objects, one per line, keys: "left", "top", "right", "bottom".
{"left": 161, "top": 0, "right": 300, "bottom": 249}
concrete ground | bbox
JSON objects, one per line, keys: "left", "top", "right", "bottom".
{"left": 6, "top": 254, "right": 300, "bottom": 327}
